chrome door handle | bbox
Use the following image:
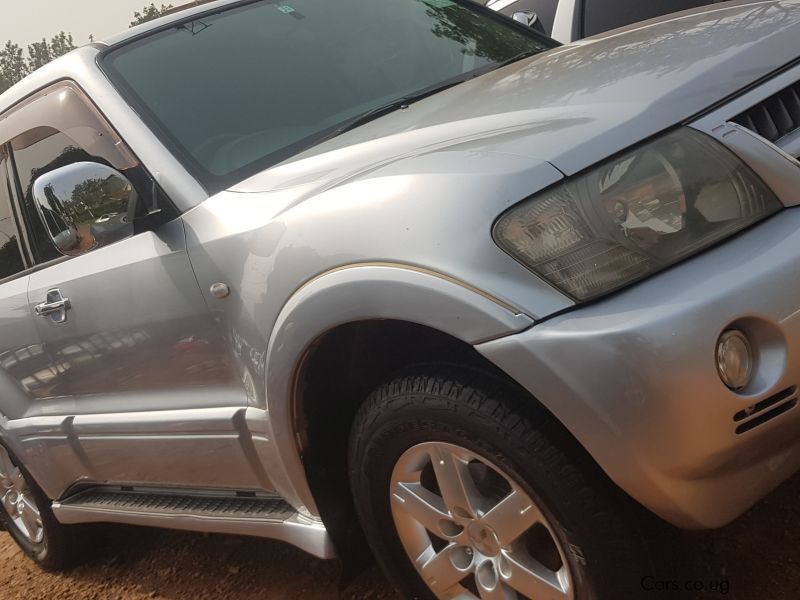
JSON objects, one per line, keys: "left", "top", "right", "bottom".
{"left": 35, "top": 299, "right": 71, "bottom": 315}
{"left": 35, "top": 289, "right": 71, "bottom": 323}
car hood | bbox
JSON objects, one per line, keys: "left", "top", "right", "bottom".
{"left": 232, "top": 0, "right": 800, "bottom": 194}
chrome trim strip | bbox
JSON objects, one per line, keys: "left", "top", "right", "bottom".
{"left": 296, "top": 261, "right": 524, "bottom": 316}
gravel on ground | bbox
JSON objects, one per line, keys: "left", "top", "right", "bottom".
{"left": 0, "top": 472, "right": 798, "bottom": 599}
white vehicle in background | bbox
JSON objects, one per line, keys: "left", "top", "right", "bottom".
{"left": 484, "top": 0, "right": 725, "bottom": 42}
{"left": 94, "top": 213, "right": 119, "bottom": 224}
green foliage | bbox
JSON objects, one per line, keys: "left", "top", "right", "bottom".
{"left": 70, "top": 177, "right": 107, "bottom": 223}
{"left": 26, "top": 39, "right": 52, "bottom": 72}
{"left": 0, "top": 41, "right": 26, "bottom": 94}
{"left": 130, "top": 3, "right": 174, "bottom": 27}
{"left": 1, "top": 2, "right": 180, "bottom": 95}
{"left": 0, "top": 32, "right": 76, "bottom": 94}
{"left": 27, "top": 32, "right": 76, "bottom": 74}
{"left": 49, "top": 32, "right": 77, "bottom": 59}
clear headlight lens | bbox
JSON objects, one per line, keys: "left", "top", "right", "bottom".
{"left": 493, "top": 128, "right": 781, "bottom": 301}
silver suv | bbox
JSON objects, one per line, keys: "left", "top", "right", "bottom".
{"left": 1, "top": 1, "right": 799, "bottom": 598}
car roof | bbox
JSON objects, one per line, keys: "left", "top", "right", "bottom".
{"left": 101, "top": 0, "right": 244, "bottom": 47}
{"left": 0, "top": 1, "right": 244, "bottom": 116}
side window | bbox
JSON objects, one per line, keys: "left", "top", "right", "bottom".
{"left": 582, "top": 0, "right": 713, "bottom": 38}
{"left": 0, "top": 147, "right": 27, "bottom": 280}
{"left": 3, "top": 82, "right": 156, "bottom": 263}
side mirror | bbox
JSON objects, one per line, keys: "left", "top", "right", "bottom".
{"left": 513, "top": 11, "right": 546, "bottom": 35}
{"left": 32, "top": 162, "right": 138, "bottom": 257}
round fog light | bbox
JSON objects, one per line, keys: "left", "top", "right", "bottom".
{"left": 716, "top": 330, "right": 754, "bottom": 390}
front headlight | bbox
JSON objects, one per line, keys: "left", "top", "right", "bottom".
{"left": 493, "top": 128, "right": 782, "bottom": 301}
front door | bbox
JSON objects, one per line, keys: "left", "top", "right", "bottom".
{"left": 0, "top": 145, "right": 47, "bottom": 426}
{"left": 4, "top": 81, "right": 260, "bottom": 495}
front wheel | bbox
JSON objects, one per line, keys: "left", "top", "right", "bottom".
{"left": 348, "top": 368, "right": 649, "bottom": 599}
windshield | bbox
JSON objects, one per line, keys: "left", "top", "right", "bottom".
{"left": 102, "top": 0, "right": 551, "bottom": 192}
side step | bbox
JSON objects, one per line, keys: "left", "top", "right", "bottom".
{"left": 52, "top": 488, "right": 335, "bottom": 559}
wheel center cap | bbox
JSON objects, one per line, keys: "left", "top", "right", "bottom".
{"left": 467, "top": 521, "right": 501, "bottom": 556}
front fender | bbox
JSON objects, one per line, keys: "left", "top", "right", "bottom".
{"left": 263, "top": 263, "right": 533, "bottom": 514}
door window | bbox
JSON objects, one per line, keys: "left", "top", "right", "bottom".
{"left": 0, "top": 147, "right": 27, "bottom": 280}
{"left": 2, "top": 82, "right": 158, "bottom": 263}
{"left": 582, "top": 0, "right": 713, "bottom": 37}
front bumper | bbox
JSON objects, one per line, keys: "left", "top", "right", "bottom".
{"left": 477, "top": 208, "right": 800, "bottom": 529}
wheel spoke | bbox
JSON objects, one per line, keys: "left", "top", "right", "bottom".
{"left": 390, "top": 442, "right": 574, "bottom": 600}
{"left": 429, "top": 446, "right": 482, "bottom": 518}
{"left": 0, "top": 447, "right": 16, "bottom": 481}
{"left": 502, "top": 552, "right": 571, "bottom": 600}
{"left": 18, "top": 494, "right": 42, "bottom": 541}
{"left": 481, "top": 488, "right": 542, "bottom": 547}
{"left": 420, "top": 545, "right": 468, "bottom": 596}
{"left": 1, "top": 491, "right": 14, "bottom": 515}
{"left": 9, "top": 468, "right": 25, "bottom": 492}
{"left": 392, "top": 481, "right": 451, "bottom": 534}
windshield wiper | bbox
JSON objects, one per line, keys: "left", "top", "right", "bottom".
{"left": 328, "top": 79, "right": 466, "bottom": 139}
{"left": 489, "top": 49, "right": 542, "bottom": 71}
{"left": 298, "top": 79, "right": 467, "bottom": 154}
{"left": 310, "top": 50, "right": 542, "bottom": 147}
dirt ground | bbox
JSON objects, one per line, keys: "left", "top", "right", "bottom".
{"left": 1, "top": 472, "right": 798, "bottom": 600}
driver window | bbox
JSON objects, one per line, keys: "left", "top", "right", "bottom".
{"left": 3, "top": 82, "right": 150, "bottom": 263}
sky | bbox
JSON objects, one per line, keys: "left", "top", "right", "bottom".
{"left": 0, "top": 0, "right": 158, "bottom": 47}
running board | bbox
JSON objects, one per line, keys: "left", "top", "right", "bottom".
{"left": 52, "top": 488, "right": 335, "bottom": 559}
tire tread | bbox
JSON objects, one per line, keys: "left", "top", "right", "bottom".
{"left": 349, "top": 365, "right": 648, "bottom": 599}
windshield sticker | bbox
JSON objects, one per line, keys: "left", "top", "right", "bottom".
{"left": 275, "top": 4, "right": 305, "bottom": 19}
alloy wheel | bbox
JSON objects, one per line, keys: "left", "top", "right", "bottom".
{"left": 390, "top": 441, "right": 574, "bottom": 600}
{"left": 0, "top": 446, "right": 44, "bottom": 544}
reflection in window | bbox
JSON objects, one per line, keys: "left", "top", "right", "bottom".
{"left": 104, "top": 0, "right": 549, "bottom": 191}
{"left": 12, "top": 135, "right": 96, "bottom": 262}
{"left": 0, "top": 149, "right": 26, "bottom": 279}
{"left": 5, "top": 82, "right": 143, "bottom": 264}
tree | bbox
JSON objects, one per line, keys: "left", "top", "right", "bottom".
{"left": 0, "top": 41, "right": 27, "bottom": 94}
{"left": 70, "top": 178, "right": 106, "bottom": 222}
{"left": 26, "top": 32, "right": 75, "bottom": 74}
{"left": 130, "top": 3, "right": 174, "bottom": 27}
{"left": 49, "top": 32, "right": 76, "bottom": 58}
{"left": 0, "top": 31, "right": 73, "bottom": 92}
{"left": 26, "top": 39, "right": 52, "bottom": 72}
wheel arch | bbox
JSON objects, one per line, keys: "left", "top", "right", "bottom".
{"left": 262, "top": 264, "right": 533, "bottom": 536}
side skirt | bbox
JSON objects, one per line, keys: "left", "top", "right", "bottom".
{"left": 51, "top": 486, "right": 336, "bottom": 559}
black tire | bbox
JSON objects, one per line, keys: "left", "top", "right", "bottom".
{"left": 0, "top": 444, "right": 86, "bottom": 571}
{"left": 348, "top": 366, "right": 651, "bottom": 600}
